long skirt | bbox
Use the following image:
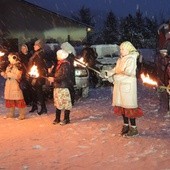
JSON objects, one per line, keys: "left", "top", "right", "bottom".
{"left": 5, "top": 99, "right": 26, "bottom": 108}
{"left": 53, "top": 88, "right": 72, "bottom": 110}
{"left": 114, "top": 106, "right": 143, "bottom": 118}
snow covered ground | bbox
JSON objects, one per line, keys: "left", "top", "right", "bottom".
{"left": 0, "top": 77, "right": 169, "bottom": 170}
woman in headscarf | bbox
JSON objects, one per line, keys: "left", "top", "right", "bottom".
{"left": 105, "top": 41, "right": 143, "bottom": 136}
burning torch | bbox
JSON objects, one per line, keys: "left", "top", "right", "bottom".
{"left": 0, "top": 50, "right": 8, "bottom": 72}
{"left": 28, "top": 64, "right": 48, "bottom": 85}
{"left": 140, "top": 72, "right": 170, "bottom": 94}
{"left": 74, "top": 58, "right": 102, "bottom": 75}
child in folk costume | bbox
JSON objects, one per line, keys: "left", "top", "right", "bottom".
{"left": 48, "top": 49, "right": 73, "bottom": 125}
{"left": 1, "top": 53, "right": 26, "bottom": 120}
{"left": 105, "top": 41, "right": 144, "bottom": 136}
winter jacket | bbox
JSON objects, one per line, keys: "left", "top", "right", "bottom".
{"left": 19, "top": 52, "right": 31, "bottom": 68}
{"left": 3, "top": 63, "right": 24, "bottom": 100}
{"left": 53, "top": 60, "right": 73, "bottom": 88}
{"left": 112, "top": 52, "right": 138, "bottom": 108}
{"left": 163, "top": 39, "right": 170, "bottom": 55}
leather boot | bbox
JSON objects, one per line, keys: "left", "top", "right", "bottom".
{"left": 121, "top": 125, "right": 129, "bottom": 136}
{"left": 125, "top": 126, "right": 139, "bottom": 137}
{"left": 53, "top": 108, "right": 61, "bottom": 125}
{"left": 37, "top": 105, "right": 47, "bottom": 115}
{"left": 29, "top": 105, "right": 38, "bottom": 113}
{"left": 60, "top": 110, "right": 70, "bottom": 125}
{"left": 18, "top": 108, "right": 26, "bottom": 120}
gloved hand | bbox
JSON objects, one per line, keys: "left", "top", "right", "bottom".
{"left": 105, "top": 70, "right": 114, "bottom": 77}
{"left": 100, "top": 70, "right": 114, "bottom": 79}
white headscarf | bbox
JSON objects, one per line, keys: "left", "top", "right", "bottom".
{"left": 56, "top": 49, "right": 69, "bottom": 61}
{"left": 61, "top": 42, "right": 76, "bottom": 55}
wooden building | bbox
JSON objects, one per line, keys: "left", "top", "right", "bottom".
{"left": 0, "top": 0, "right": 90, "bottom": 51}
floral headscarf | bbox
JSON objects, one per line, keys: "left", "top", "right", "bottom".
{"left": 120, "top": 41, "right": 137, "bottom": 53}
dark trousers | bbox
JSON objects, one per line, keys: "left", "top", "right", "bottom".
{"left": 122, "top": 114, "right": 136, "bottom": 126}
{"left": 22, "top": 81, "right": 33, "bottom": 105}
{"left": 68, "top": 86, "right": 75, "bottom": 105}
{"left": 31, "top": 82, "right": 46, "bottom": 109}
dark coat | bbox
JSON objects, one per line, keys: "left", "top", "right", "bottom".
{"left": 67, "top": 53, "right": 76, "bottom": 85}
{"left": 19, "top": 52, "right": 31, "bottom": 68}
{"left": 53, "top": 60, "right": 73, "bottom": 88}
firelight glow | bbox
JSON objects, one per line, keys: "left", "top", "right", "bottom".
{"left": 140, "top": 73, "right": 158, "bottom": 86}
{"left": 0, "top": 51, "right": 5, "bottom": 57}
{"left": 28, "top": 65, "right": 39, "bottom": 78}
{"left": 74, "top": 57, "right": 87, "bottom": 67}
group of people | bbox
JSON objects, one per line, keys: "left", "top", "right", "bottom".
{"left": 1, "top": 39, "right": 144, "bottom": 136}
{"left": 0, "top": 40, "right": 75, "bottom": 125}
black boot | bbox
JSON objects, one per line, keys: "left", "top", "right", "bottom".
{"left": 53, "top": 109, "right": 61, "bottom": 125}
{"left": 37, "top": 105, "right": 47, "bottom": 115}
{"left": 121, "top": 125, "right": 129, "bottom": 136}
{"left": 125, "top": 126, "right": 138, "bottom": 136}
{"left": 29, "top": 105, "right": 38, "bottom": 113}
{"left": 60, "top": 110, "right": 70, "bottom": 125}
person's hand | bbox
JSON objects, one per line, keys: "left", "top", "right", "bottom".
{"left": 0, "top": 72, "right": 5, "bottom": 77}
{"left": 6, "top": 72, "right": 13, "bottom": 78}
{"left": 48, "top": 77, "right": 54, "bottom": 83}
{"left": 25, "top": 73, "right": 30, "bottom": 80}
{"left": 48, "top": 65, "right": 54, "bottom": 74}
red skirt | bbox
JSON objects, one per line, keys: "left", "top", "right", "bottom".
{"left": 114, "top": 106, "right": 144, "bottom": 118}
{"left": 5, "top": 100, "right": 26, "bottom": 108}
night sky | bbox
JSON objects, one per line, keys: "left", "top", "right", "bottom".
{"left": 26, "top": 0, "right": 170, "bottom": 20}
{"left": 26, "top": 0, "right": 170, "bottom": 30}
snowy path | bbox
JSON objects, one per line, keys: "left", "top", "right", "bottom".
{"left": 0, "top": 78, "right": 169, "bottom": 170}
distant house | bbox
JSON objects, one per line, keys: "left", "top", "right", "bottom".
{"left": 0, "top": 0, "right": 91, "bottom": 51}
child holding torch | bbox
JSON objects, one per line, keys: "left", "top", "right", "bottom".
{"left": 48, "top": 49, "right": 73, "bottom": 125}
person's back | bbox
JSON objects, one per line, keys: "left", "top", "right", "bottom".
{"left": 81, "top": 44, "right": 99, "bottom": 88}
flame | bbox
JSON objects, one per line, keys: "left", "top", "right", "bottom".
{"left": 74, "top": 57, "right": 87, "bottom": 67}
{"left": 0, "top": 51, "right": 5, "bottom": 57}
{"left": 140, "top": 73, "right": 158, "bottom": 86}
{"left": 28, "top": 64, "right": 39, "bottom": 78}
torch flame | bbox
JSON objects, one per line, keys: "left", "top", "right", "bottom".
{"left": 140, "top": 73, "right": 158, "bottom": 86}
{"left": 0, "top": 51, "right": 5, "bottom": 57}
{"left": 74, "top": 57, "right": 87, "bottom": 67}
{"left": 28, "top": 65, "right": 39, "bottom": 78}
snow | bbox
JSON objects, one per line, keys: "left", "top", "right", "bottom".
{"left": 138, "top": 48, "right": 157, "bottom": 64}
{"left": 0, "top": 77, "right": 169, "bottom": 169}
